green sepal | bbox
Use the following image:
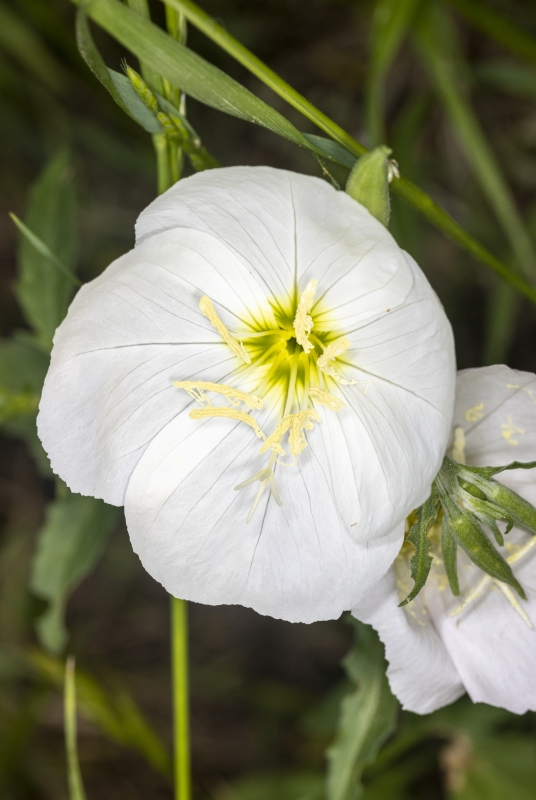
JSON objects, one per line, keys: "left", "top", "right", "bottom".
{"left": 441, "top": 495, "right": 526, "bottom": 599}
{"left": 468, "top": 474, "right": 536, "bottom": 537}
{"left": 441, "top": 516, "right": 460, "bottom": 596}
{"left": 459, "top": 459, "right": 536, "bottom": 480}
{"left": 345, "top": 145, "right": 392, "bottom": 226}
{"left": 457, "top": 489, "right": 514, "bottom": 545}
{"left": 399, "top": 489, "right": 440, "bottom": 607}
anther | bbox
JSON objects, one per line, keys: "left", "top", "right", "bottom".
{"left": 293, "top": 279, "right": 317, "bottom": 353}
{"left": 317, "top": 338, "right": 356, "bottom": 385}
{"left": 199, "top": 295, "right": 251, "bottom": 364}
{"left": 175, "top": 380, "right": 262, "bottom": 409}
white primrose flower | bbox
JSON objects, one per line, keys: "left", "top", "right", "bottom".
{"left": 37, "top": 167, "right": 455, "bottom": 623}
{"left": 353, "top": 365, "right": 536, "bottom": 714}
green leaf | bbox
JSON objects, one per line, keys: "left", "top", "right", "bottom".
{"left": 14, "top": 151, "right": 77, "bottom": 351}
{"left": 415, "top": 4, "right": 536, "bottom": 285}
{"left": 399, "top": 490, "right": 440, "bottom": 606}
{"left": 75, "top": 10, "right": 127, "bottom": 110}
{"left": 302, "top": 134, "right": 357, "bottom": 169}
{"left": 64, "top": 657, "right": 88, "bottom": 800}
{"left": 29, "top": 649, "right": 172, "bottom": 779}
{"left": 470, "top": 476, "right": 536, "bottom": 537}
{"left": 446, "top": 0, "right": 536, "bottom": 67}
{"left": 0, "top": 337, "right": 51, "bottom": 475}
{"left": 72, "top": 0, "right": 323, "bottom": 158}
{"left": 30, "top": 492, "right": 119, "bottom": 653}
{"left": 10, "top": 214, "right": 81, "bottom": 287}
{"left": 441, "top": 516, "right": 460, "bottom": 596}
{"left": 441, "top": 495, "right": 525, "bottom": 599}
{"left": 326, "top": 619, "right": 398, "bottom": 800}
{"left": 476, "top": 59, "right": 536, "bottom": 103}
{"left": 108, "top": 68, "right": 163, "bottom": 133}
{"left": 346, "top": 146, "right": 392, "bottom": 226}
{"left": 366, "top": 0, "right": 422, "bottom": 145}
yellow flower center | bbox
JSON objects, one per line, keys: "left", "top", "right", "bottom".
{"left": 175, "top": 283, "right": 356, "bottom": 520}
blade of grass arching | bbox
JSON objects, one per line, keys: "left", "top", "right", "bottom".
{"left": 157, "top": 0, "right": 536, "bottom": 308}
{"left": 366, "top": 0, "right": 422, "bottom": 146}
{"left": 483, "top": 281, "right": 519, "bottom": 365}
{"left": 415, "top": 5, "right": 536, "bottom": 284}
{"left": 446, "top": 0, "right": 536, "bottom": 67}
{"left": 64, "top": 657, "right": 88, "bottom": 800}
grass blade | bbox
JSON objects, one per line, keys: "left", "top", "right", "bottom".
{"left": 366, "top": 0, "right": 421, "bottom": 145}
{"left": 447, "top": 0, "right": 536, "bottom": 67}
{"left": 64, "top": 657, "right": 88, "bottom": 800}
{"left": 10, "top": 213, "right": 81, "bottom": 288}
{"left": 161, "top": 0, "right": 536, "bottom": 308}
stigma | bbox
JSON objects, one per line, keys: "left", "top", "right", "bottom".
{"left": 173, "top": 285, "right": 355, "bottom": 520}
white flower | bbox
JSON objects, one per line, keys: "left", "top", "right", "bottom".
{"left": 37, "top": 167, "right": 455, "bottom": 623}
{"left": 353, "top": 365, "right": 536, "bottom": 713}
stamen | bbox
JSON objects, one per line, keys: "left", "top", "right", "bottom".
{"left": 174, "top": 380, "right": 262, "bottom": 409}
{"left": 317, "top": 337, "right": 356, "bottom": 385}
{"left": 189, "top": 406, "right": 266, "bottom": 440}
{"left": 496, "top": 583, "right": 533, "bottom": 629}
{"left": 450, "top": 426, "right": 466, "bottom": 464}
{"left": 260, "top": 410, "right": 321, "bottom": 457}
{"left": 309, "top": 387, "right": 345, "bottom": 412}
{"left": 199, "top": 295, "right": 251, "bottom": 364}
{"left": 293, "top": 279, "right": 317, "bottom": 353}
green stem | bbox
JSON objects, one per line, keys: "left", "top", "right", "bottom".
{"left": 161, "top": 0, "right": 536, "bottom": 307}
{"left": 64, "top": 657, "right": 87, "bottom": 800}
{"left": 171, "top": 596, "right": 191, "bottom": 800}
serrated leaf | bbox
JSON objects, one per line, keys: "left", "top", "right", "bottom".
{"left": 326, "top": 619, "right": 398, "bottom": 800}
{"left": 14, "top": 151, "right": 77, "bottom": 351}
{"left": 30, "top": 492, "right": 119, "bottom": 653}
{"left": 399, "top": 490, "right": 440, "bottom": 606}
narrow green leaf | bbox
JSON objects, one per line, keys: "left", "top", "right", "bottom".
{"left": 399, "top": 491, "right": 440, "bottom": 606}
{"left": 10, "top": 214, "right": 81, "bottom": 287}
{"left": 64, "top": 657, "right": 88, "bottom": 800}
{"left": 441, "top": 495, "right": 526, "bottom": 598}
{"left": 346, "top": 146, "right": 392, "bottom": 226}
{"left": 441, "top": 517, "right": 460, "bottom": 596}
{"left": 14, "top": 151, "right": 77, "bottom": 351}
{"left": 415, "top": 4, "right": 536, "bottom": 284}
{"left": 30, "top": 649, "right": 172, "bottom": 779}
{"left": 366, "top": 0, "right": 422, "bottom": 145}
{"left": 30, "top": 492, "right": 118, "bottom": 653}
{"left": 471, "top": 476, "right": 536, "bottom": 536}
{"left": 75, "top": 11, "right": 127, "bottom": 110}
{"left": 108, "top": 68, "right": 163, "bottom": 132}
{"left": 72, "top": 0, "right": 322, "bottom": 158}
{"left": 125, "top": 0, "right": 163, "bottom": 92}
{"left": 0, "top": 1, "right": 65, "bottom": 92}
{"left": 326, "top": 619, "right": 398, "bottom": 800}
{"left": 302, "top": 134, "right": 357, "bottom": 169}
{"left": 163, "top": 0, "right": 536, "bottom": 308}
{"left": 459, "top": 459, "right": 536, "bottom": 479}
{"left": 447, "top": 0, "right": 536, "bottom": 67}
{"left": 477, "top": 59, "right": 536, "bottom": 103}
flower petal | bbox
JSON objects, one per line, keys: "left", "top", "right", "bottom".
{"left": 352, "top": 563, "right": 464, "bottom": 713}
{"left": 124, "top": 397, "right": 403, "bottom": 622}
{"left": 37, "top": 227, "right": 277, "bottom": 505}
{"left": 136, "top": 167, "right": 414, "bottom": 319}
{"left": 427, "top": 539, "right": 536, "bottom": 714}
{"left": 317, "top": 253, "right": 456, "bottom": 539}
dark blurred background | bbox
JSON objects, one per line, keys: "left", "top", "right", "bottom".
{"left": 2, "top": 1, "right": 536, "bottom": 798}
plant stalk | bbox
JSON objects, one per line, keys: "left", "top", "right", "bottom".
{"left": 171, "top": 596, "right": 191, "bottom": 800}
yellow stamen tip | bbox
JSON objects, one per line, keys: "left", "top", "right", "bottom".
{"left": 293, "top": 279, "right": 318, "bottom": 353}
{"left": 317, "top": 337, "right": 356, "bottom": 385}
{"left": 199, "top": 295, "right": 251, "bottom": 364}
{"left": 309, "top": 387, "right": 345, "bottom": 411}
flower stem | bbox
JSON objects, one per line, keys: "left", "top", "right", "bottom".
{"left": 171, "top": 596, "right": 191, "bottom": 800}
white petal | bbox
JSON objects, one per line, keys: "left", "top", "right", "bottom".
{"left": 352, "top": 563, "right": 464, "bottom": 713}
{"left": 124, "top": 396, "right": 403, "bottom": 623}
{"left": 136, "top": 167, "right": 414, "bottom": 320}
{"left": 318, "top": 253, "right": 455, "bottom": 539}
{"left": 428, "top": 540, "right": 536, "bottom": 714}
{"left": 37, "top": 228, "right": 276, "bottom": 505}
